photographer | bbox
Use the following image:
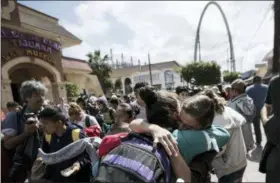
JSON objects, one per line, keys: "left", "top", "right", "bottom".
{"left": 1, "top": 80, "right": 47, "bottom": 182}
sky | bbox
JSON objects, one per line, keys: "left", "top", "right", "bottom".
{"left": 20, "top": 1, "right": 274, "bottom": 72}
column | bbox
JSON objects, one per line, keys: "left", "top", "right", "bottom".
{"left": 51, "top": 82, "right": 67, "bottom": 103}
{"left": 1, "top": 79, "right": 13, "bottom": 109}
{"left": 45, "top": 84, "right": 54, "bottom": 102}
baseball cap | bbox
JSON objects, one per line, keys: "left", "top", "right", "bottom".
{"left": 231, "top": 79, "right": 246, "bottom": 91}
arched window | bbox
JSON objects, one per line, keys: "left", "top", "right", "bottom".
{"left": 164, "top": 70, "right": 174, "bottom": 84}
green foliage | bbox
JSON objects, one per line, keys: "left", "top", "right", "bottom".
{"left": 65, "top": 83, "right": 79, "bottom": 101}
{"left": 181, "top": 61, "right": 221, "bottom": 86}
{"left": 87, "top": 50, "right": 112, "bottom": 93}
{"left": 223, "top": 71, "right": 240, "bottom": 83}
{"left": 114, "top": 78, "right": 122, "bottom": 89}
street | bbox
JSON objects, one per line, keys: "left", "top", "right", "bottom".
{"left": 211, "top": 123, "right": 266, "bottom": 182}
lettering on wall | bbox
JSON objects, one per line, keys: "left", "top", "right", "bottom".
{"left": 2, "top": 51, "right": 17, "bottom": 61}
{"left": 1, "top": 28, "right": 61, "bottom": 63}
{"left": 25, "top": 49, "right": 51, "bottom": 62}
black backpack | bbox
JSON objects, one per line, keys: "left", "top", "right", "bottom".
{"left": 94, "top": 133, "right": 174, "bottom": 183}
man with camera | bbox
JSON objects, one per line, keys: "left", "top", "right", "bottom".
{"left": 1, "top": 80, "right": 48, "bottom": 182}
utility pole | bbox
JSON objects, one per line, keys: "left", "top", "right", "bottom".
{"left": 148, "top": 53, "right": 153, "bottom": 86}
{"left": 110, "top": 48, "right": 114, "bottom": 68}
{"left": 130, "top": 56, "right": 133, "bottom": 66}
{"left": 272, "top": 0, "right": 280, "bottom": 73}
{"left": 121, "top": 53, "right": 124, "bottom": 67}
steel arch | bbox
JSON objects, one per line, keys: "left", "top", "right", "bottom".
{"left": 194, "top": 1, "right": 236, "bottom": 72}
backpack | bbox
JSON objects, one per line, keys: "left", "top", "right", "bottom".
{"left": 85, "top": 115, "right": 91, "bottom": 128}
{"left": 94, "top": 132, "right": 174, "bottom": 183}
{"left": 45, "top": 128, "right": 81, "bottom": 144}
{"left": 235, "top": 97, "right": 256, "bottom": 123}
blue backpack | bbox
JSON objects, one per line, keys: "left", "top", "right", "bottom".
{"left": 94, "top": 133, "right": 174, "bottom": 183}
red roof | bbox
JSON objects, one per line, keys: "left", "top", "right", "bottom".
{"left": 62, "top": 56, "right": 91, "bottom": 72}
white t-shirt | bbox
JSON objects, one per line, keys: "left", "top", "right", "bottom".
{"left": 212, "top": 106, "right": 247, "bottom": 178}
{"left": 76, "top": 113, "right": 100, "bottom": 129}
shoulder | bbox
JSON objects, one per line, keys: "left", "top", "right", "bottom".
{"left": 2, "top": 112, "right": 20, "bottom": 127}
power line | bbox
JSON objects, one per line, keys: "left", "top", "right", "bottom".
{"left": 240, "top": 2, "right": 273, "bottom": 69}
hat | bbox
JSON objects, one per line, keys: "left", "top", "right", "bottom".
{"left": 231, "top": 79, "right": 246, "bottom": 91}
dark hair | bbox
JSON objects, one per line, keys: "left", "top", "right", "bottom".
{"left": 76, "top": 97, "right": 86, "bottom": 109}
{"left": 203, "top": 89, "right": 225, "bottom": 115}
{"left": 118, "top": 103, "right": 139, "bottom": 119}
{"left": 134, "top": 82, "right": 149, "bottom": 93}
{"left": 176, "top": 86, "right": 188, "bottom": 95}
{"left": 38, "top": 106, "right": 67, "bottom": 123}
{"left": 253, "top": 76, "right": 262, "bottom": 83}
{"left": 110, "top": 97, "right": 119, "bottom": 105}
{"left": 181, "top": 95, "right": 215, "bottom": 129}
{"left": 139, "top": 86, "right": 179, "bottom": 129}
{"left": 6, "top": 102, "right": 19, "bottom": 108}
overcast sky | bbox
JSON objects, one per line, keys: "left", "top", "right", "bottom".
{"left": 21, "top": 1, "right": 274, "bottom": 72}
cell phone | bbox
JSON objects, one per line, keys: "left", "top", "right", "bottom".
{"left": 61, "top": 166, "right": 76, "bottom": 177}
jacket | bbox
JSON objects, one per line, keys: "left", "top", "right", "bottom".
{"left": 212, "top": 106, "right": 247, "bottom": 178}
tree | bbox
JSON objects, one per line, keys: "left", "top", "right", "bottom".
{"left": 65, "top": 83, "right": 79, "bottom": 101}
{"left": 87, "top": 50, "right": 112, "bottom": 93}
{"left": 181, "top": 61, "right": 221, "bottom": 86}
{"left": 114, "top": 78, "right": 122, "bottom": 90}
{"left": 223, "top": 71, "right": 240, "bottom": 83}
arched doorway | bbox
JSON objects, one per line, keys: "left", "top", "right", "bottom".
{"left": 1, "top": 56, "right": 64, "bottom": 107}
{"left": 9, "top": 63, "right": 55, "bottom": 104}
{"left": 124, "top": 78, "right": 132, "bottom": 94}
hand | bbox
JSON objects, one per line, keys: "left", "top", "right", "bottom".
{"left": 149, "top": 124, "right": 179, "bottom": 156}
{"left": 24, "top": 118, "right": 39, "bottom": 135}
{"left": 72, "top": 162, "right": 81, "bottom": 172}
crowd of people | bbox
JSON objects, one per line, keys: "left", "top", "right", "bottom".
{"left": 1, "top": 74, "right": 279, "bottom": 183}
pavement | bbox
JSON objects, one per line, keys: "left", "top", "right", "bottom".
{"left": 211, "top": 123, "right": 266, "bottom": 182}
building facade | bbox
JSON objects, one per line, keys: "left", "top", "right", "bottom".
{"left": 110, "top": 61, "right": 184, "bottom": 94}
{"left": 1, "top": 0, "right": 103, "bottom": 108}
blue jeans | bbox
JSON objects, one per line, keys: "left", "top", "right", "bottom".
{"left": 219, "top": 166, "right": 246, "bottom": 183}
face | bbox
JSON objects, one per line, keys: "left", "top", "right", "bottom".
{"left": 230, "top": 88, "right": 238, "bottom": 99}
{"left": 97, "top": 102, "right": 105, "bottom": 110}
{"left": 178, "top": 92, "right": 188, "bottom": 101}
{"left": 115, "top": 106, "right": 129, "bottom": 122}
{"left": 69, "top": 113, "right": 81, "bottom": 123}
{"left": 40, "top": 118, "right": 58, "bottom": 135}
{"left": 26, "top": 91, "right": 45, "bottom": 111}
{"left": 136, "top": 93, "right": 145, "bottom": 106}
{"left": 8, "top": 106, "right": 19, "bottom": 112}
{"left": 111, "top": 103, "right": 118, "bottom": 110}
{"left": 179, "top": 110, "right": 201, "bottom": 130}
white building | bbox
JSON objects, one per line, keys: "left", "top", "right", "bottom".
{"left": 110, "top": 61, "right": 184, "bottom": 94}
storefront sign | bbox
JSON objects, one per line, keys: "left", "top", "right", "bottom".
{"left": 1, "top": 28, "right": 61, "bottom": 53}
{"left": 25, "top": 49, "right": 51, "bottom": 62}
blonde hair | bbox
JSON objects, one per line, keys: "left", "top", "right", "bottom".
{"left": 68, "top": 102, "right": 83, "bottom": 116}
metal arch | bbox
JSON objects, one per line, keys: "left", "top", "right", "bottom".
{"left": 194, "top": 1, "right": 236, "bottom": 72}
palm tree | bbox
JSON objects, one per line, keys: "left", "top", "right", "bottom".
{"left": 87, "top": 50, "right": 112, "bottom": 93}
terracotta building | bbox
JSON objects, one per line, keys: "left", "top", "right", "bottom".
{"left": 1, "top": 0, "right": 103, "bottom": 108}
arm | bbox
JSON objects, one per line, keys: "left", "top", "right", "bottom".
{"left": 261, "top": 83, "right": 273, "bottom": 125}
{"left": 170, "top": 154, "right": 191, "bottom": 182}
{"left": 129, "top": 119, "right": 178, "bottom": 156}
{"left": 2, "top": 113, "right": 37, "bottom": 150}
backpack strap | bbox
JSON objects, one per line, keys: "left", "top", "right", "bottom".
{"left": 85, "top": 115, "right": 91, "bottom": 128}
{"left": 72, "top": 128, "right": 81, "bottom": 142}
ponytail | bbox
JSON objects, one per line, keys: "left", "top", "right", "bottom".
{"left": 204, "top": 89, "right": 225, "bottom": 114}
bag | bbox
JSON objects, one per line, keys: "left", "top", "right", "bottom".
{"left": 31, "top": 158, "right": 47, "bottom": 180}
{"left": 94, "top": 132, "right": 174, "bottom": 183}
{"left": 84, "top": 125, "right": 101, "bottom": 137}
{"left": 235, "top": 97, "right": 256, "bottom": 123}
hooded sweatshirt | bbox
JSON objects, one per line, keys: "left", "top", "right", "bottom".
{"left": 212, "top": 106, "right": 247, "bottom": 178}
{"left": 172, "top": 125, "right": 230, "bottom": 164}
